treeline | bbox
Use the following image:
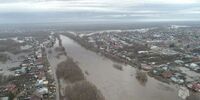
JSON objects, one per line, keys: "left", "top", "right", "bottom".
{"left": 56, "top": 58, "right": 104, "bottom": 100}
{"left": 54, "top": 34, "right": 67, "bottom": 57}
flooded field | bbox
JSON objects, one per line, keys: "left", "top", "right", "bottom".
{"left": 60, "top": 35, "right": 187, "bottom": 100}
{"left": 0, "top": 52, "right": 29, "bottom": 76}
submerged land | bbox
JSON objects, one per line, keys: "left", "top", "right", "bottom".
{"left": 0, "top": 22, "right": 200, "bottom": 100}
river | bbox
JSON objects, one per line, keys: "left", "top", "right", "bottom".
{"left": 60, "top": 35, "right": 188, "bottom": 100}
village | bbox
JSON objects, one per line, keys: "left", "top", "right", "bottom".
{"left": 0, "top": 33, "right": 57, "bottom": 100}
{"left": 72, "top": 26, "right": 200, "bottom": 93}
{"left": 0, "top": 25, "right": 200, "bottom": 100}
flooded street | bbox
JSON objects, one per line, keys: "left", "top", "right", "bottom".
{"left": 60, "top": 35, "right": 183, "bottom": 100}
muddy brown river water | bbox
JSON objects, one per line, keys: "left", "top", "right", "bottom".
{"left": 60, "top": 35, "right": 199, "bottom": 100}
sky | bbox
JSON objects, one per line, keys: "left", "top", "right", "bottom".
{"left": 0, "top": 0, "right": 200, "bottom": 23}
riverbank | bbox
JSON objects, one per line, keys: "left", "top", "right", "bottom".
{"left": 60, "top": 33, "right": 173, "bottom": 84}
{"left": 61, "top": 33, "right": 141, "bottom": 68}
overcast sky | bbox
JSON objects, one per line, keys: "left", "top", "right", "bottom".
{"left": 0, "top": 0, "right": 200, "bottom": 23}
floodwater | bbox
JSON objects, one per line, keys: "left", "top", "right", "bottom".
{"left": 0, "top": 52, "right": 28, "bottom": 76}
{"left": 46, "top": 38, "right": 67, "bottom": 100}
{"left": 60, "top": 35, "right": 192, "bottom": 100}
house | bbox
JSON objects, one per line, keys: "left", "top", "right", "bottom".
{"left": 192, "top": 82, "right": 200, "bottom": 92}
{"left": 141, "top": 64, "right": 152, "bottom": 71}
{"left": 170, "top": 73, "right": 185, "bottom": 84}
{"left": 35, "top": 79, "right": 48, "bottom": 88}
{"left": 161, "top": 71, "right": 173, "bottom": 78}
{"left": 192, "top": 83, "right": 200, "bottom": 92}
{"left": 30, "top": 95, "right": 42, "bottom": 100}
{"left": 37, "top": 65, "right": 44, "bottom": 69}
{"left": 6, "top": 84, "right": 17, "bottom": 94}
{"left": 0, "top": 97, "right": 9, "bottom": 100}
{"left": 36, "top": 87, "right": 48, "bottom": 96}
{"left": 187, "top": 82, "right": 200, "bottom": 92}
{"left": 35, "top": 58, "right": 43, "bottom": 65}
{"left": 174, "top": 60, "right": 184, "bottom": 65}
{"left": 21, "top": 63, "right": 29, "bottom": 67}
{"left": 190, "top": 63, "right": 198, "bottom": 68}
{"left": 189, "top": 63, "right": 200, "bottom": 71}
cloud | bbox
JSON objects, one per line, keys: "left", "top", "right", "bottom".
{"left": 178, "top": 7, "right": 200, "bottom": 14}
{"left": 0, "top": 0, "right": 199, "bottom": 12}
{"left": 0, "top": 0, "right": 200, "bottom": 23}
{"left": 140, "top": 0, "right": 198, "bottom": 4}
